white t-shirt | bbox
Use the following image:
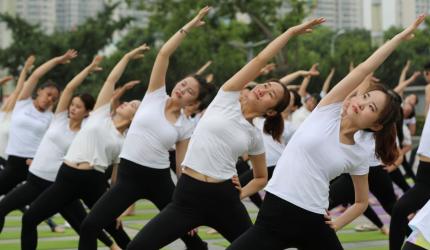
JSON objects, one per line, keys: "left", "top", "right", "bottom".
{"left": 182, "top": 89, "right": 265, "bottom": 180}
{"left": 120, "top": 86, "right": 194, "bottom": 169}
{"left": 409, "top": 199, "right": 430, "bottom": 243}
{"left": 291, "top": 106, "right": 311, "bottom": 130}
{"left": 0, "top": 112, "right": 12, "bottom": 159}
{"left": 355, "top": 131, "right": 381, "bottom": 167}
{"left": 404, "top": 116, "right": 416, "bottom": 126}
{"left": 6, "top": 98, "right": 53, "bottom": 158}
{"left": 64, "top": 104, "right": 123, "bottom": 172}
{"left": 266, "top": 102, "right": 369, "bottom": 214}
{"left": 29, "top": 112, "right": 78, "bottom": 182}
{"left": 254, "top": 117, "right": 295, "bottom": 167}
{"left": 418, "top": 109, "right": 430, "bottom": 158}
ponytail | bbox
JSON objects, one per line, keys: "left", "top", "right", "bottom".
{"left": 263, "top": 113, "right": 284, "bottom": 142}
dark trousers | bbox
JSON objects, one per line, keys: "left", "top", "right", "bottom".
{"left": 21, "top": 164, "right": 129, "bottom": 250}
{"left": 329, "top": 166, "right": 397, "bottom": 228}
{"left": 226, "top": 192, "right": 343, "bottom": 250}
{"left": 390, "top": 161, "right": 430, "bottom": 250}
{"left": 402, "top": 242, "right": 427, "bottom": 250}
{"left": 79, "top": 159, "right": 207, "bottom": 250}
{"left": 126, "top": 174, "right": 252, "bottom": 250}
{"left": 239, "top": 166, "right": 275, "bottom": 208}
{"left": 390, "top": 168, "right": 411, "bottom": 192}
{"left": 0, "top": 155, "right": 29, "bottom": 196}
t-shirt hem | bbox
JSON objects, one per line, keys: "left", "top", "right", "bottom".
{"left": 264, "top": 188, "right": 325, "bottom": 215}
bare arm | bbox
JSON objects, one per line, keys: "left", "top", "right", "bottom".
{"left": 298, "top": 63, "right": 319, "bottom": 98}
{"left": 320, "top": 15, "right": 425, "bottom": 106}
{"left": 331, "top": 174, "right": 369, "bottom": 230}
{"left": 175, "top": 139, "right": 190, "bottom": 177}
{"left": 238, "top": 153, "right": 268, "bottom": 199}
{"left": 110, "top": 164, "right": 118, "bottom": 186}
{"left": 398, "top": 60, "right": 411, "bottom": 87}
{"left": 94, "top": 44, "right": 149, "bottom": 111}
{"left": 0, "top": 75, "right": 15, "bottom": 111}
{"left": 18, "top": 50, "right": 78, "bottom": 101}
{"left": 223, "top": 18, "right": 325, "bottom": 92}
{"left": 56, "top": 56, "right": 103, "bottom": 114}
{"left": 195, "top": 60, "right": 212, "bottom": 76}
{"left": 279, "top": 68, "right": 319, "bottom": 85}
{"left": 394, "top": 71, "right": 420, "bottom": 95}
{"left": 2, "top": 56, "right": 35, "bottom": 112}
{"left": 148, "top": 6, "right": 210, "bottom": 93}
{"left": 111, "top": 80, "right": 141, "bottom": 112}
{"left": 321, "top": 68, "right": 335, "bottom": 96}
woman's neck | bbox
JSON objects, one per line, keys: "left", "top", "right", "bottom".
{"left": 33, "top": 100, "right": 46, "bottom": 112}
{"left": 339, "top": 117, "right": 359, "bottom": 144}
{"left": 240, "top": 98, "right": 261, "bottom": 124}
{"left": 112, "top": 115, "right": 129, "bottom": 134}
{"left": 165, "top": 97, "right": 182, "bottom": 115}
{"left": 68, "top": 118, "right": 82, "bottom": 132}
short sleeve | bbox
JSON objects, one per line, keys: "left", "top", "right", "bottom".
{"left": 13, "top": 98, "right": 32, "bottom": 112}
{"left": 178, "top": 119, "right": 195, "bottom": 141}
{"left": 248, "top": 130, "right": 265, "bottom": 156}
{"left": 349, "top": 161, "right": 370, "bottom": 176}
{"left": 141, "top": 85, "right": 167, "bottom": 104}
{"left": 208, "top": 89, "right": 240, "bottom": 110}
{"left": 89, "top": 104, "right": 111, "bottom": 121}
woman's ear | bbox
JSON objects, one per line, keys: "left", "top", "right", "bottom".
{"left": 369, "top": 123, "right": 383, "bottom": 132}
{"left": 265, "top": 109, "right": 277, "bottom": 117}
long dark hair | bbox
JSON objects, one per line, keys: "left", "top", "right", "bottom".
{"left": 262, "top": 80, "right": 290, "bottom": 142}
{"left": 367, "top": 84, "right": 402, "bottom": 165}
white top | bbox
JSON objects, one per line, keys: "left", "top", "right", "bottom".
{"left": 0, "top": 112, "right": 12, "bottom": 159}
{"left": 418, "top": 109, "right": 430, "bottom": 158}
{"left": 254, "top": 117, "right": 295, "bottom": 167}
{"left": 6, "top": 98, "right": 53, "bottom": 158}
{"left": 266, "top": 102, "right": 369, "bottom": 214}
{"left": 409, "top": 199, "right": 430, "bottom": 243}
{"left": 120, "top": 86, "right": 194, "bottom": 169}
{"left": 404, "top": 116, "right": 416, "bottom": 126}
{"left": 64, "top": 104, "right": 123, "bottom": 172}
{"left": 182, "top": 89, "right": 265, "bottom": 180}
{"left": 291, "top": 106, "right": 311, "bottom": 130}
{"left": 29, "top": 112, "right": 78, "bottom": 182}
{"left": 401, "top": 124, "right": 412, "bottom": 146}
{"left": 355, "top": 131, "right": 381, "bottom": 167}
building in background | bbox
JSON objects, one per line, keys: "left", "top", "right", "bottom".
{"left": 309, "top": 0, "right": 364, "bottom": 30}
{"left": 0, "top": 0, "right": 17, "bottom": 49}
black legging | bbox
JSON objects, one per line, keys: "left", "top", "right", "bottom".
{"left": 226, "top": 192, "right": 343, "bottom": 250}
{"left": 0, "top": 155, "right": 29, "bottom": 196}
{"left": 402, "top": 155, "right": 416, "bottom": 181}
{"left": 329, "top": 166, "right": 397, "bottom": 228}
{"left": 79, "top": 159, "right": 207, "bottom": 250}
{"left": 21, "top": 164, "right": 129, "bottom": 250}
{"left": 239, "top": 166, "right": 275, "bottom": 208}
{"left": 0, "top": 172, "right": 113, "bottom": 246}
{"left": 390, "top": 161, "right": 430, "bottom": 250}
{"left": 126, "top": 174, "right": 252, "bottom": 250}
{"left": 390, "top": 168, "right": 411, "bottom": 193}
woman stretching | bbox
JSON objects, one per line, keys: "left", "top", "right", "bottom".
{"left": 227, "top": 15, "right": 424, "bottom": 250}
{"left": 20, "top": 45, "right": 148, "bottom": 250}
{"left": 79, "top": 7, "right": 215, "bottom": 250}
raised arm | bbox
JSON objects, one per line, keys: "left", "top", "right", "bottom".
{"left": 223, "top": 18, "right": 325, "bottom": 91}
{"left": 394, "top": 71, "right": 420, "bottom": 95}
{"left": 279, "top": 68, "right": 319, "bottom": 85}
{"left": 398, "top": 60, "right": 411, "bottom": 86}
{"left": 94, "top": 44, "right": 149, "bottom": 110}
{"left": 111, "top": 80, "right": 141, "bottom": 112}
{"left": 425, "top": 84, "right": 430, "bottom": 117}
{"left": 2, "top": 56, "right": 35, "bottom": 112}
{"left": 321, "top": 68, "right": 335, "bottom": 96}
{"left": 0, "top": 76, "right": 13, "bottom": 85}
{"left": 18, "top": 50, "right": 77, "bottom": 101}
{"left": 195, "top": 60, "right": 212, "bottom": 76}
{"left": 298, "top": 63, "right": 319, "bottom": 98}
{"left": 148, "top": 6, "right": 210, "bottom": 93}
{"left": 56, "top": 56, "right": 103, "bottom": 114}
{"left": 320, "top": 15, "right": 425, "bottom": 106}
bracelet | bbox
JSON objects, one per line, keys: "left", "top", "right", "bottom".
{"left": 180, "top": 28, "right": 189, "bottom": 35}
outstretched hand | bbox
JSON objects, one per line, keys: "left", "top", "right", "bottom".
{"left": 126, "top": 44, "right": 150, "bottom": 60}
{"left": 288, "top": 17, "right": 325, "bottom": 36}
{"left": 397, "top": 14, "right": 426, "bottom": 41}
{"left": 87, "top": 55, "right": 103, "bottom": 74}
{"left": 0, "top": 76, "right": 13, "bottom": 85}
{"left": 185, "top": 6, "right": 211, "bottom": 30}
{"left": 122, "top": 80, "right": 141, "bottom": 90}
{"left": 58, "top": 49, "right": 78, "bottom": 64}
{"left": 260, "top": 63, "right": 277, "bottom": 75}
{"left": 24, "top": 55, "right": 36, "bottom": 69}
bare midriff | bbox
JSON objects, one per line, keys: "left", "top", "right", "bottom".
{"left": 419, "top": 155, "right": 430, "bottom": 163}
{"left": 182, "top": 166, "right": 224, "bottom": 183}
{"left": 64, "top": 160, "right": 92, "bottom": 170}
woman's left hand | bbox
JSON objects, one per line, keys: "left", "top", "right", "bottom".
{"left": 324, "top": 210, "right": 339, "bottom": 231}
{"left": 231, "top": 175, "right": 243, "bottom": 198}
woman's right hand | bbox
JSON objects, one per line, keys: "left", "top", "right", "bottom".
{"left": 87, "top": 55, "right": 103, "bottom": 74}
{"left": 183, "top": 6, "right": 211, "bottom": 31}
{"left": 287, "top": 17, "right": 325, "bottom": 36}
{"left": 126, "top": 44, "right": 150, "bottom": 60}
{"left": 396, "top": 14, "right": 425, "bottom": 41}
{"left": 57, "top": 49, "right": 78, "bottom": 64}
